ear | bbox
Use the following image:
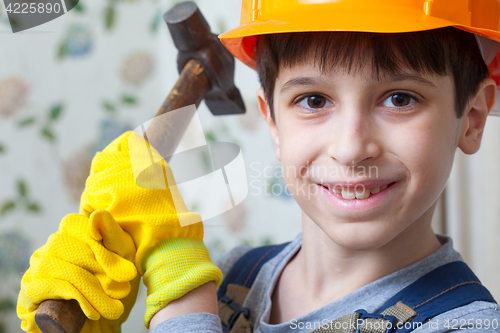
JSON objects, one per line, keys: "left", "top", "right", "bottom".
{"left": 458, "top": 78, "right": 496, "bottom": 155}
{"left": 257, "top": 88, "right": 280, "bottom": 161}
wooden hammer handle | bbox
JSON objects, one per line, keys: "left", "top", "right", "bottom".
{"left": 34, "top": 59, "right": 211, "bottom": 333}
{"left": 147, "top": 58, "right": 211, "bottom": 162}
{"left": 35, "top": 300, "right": 87, "bottom": 333}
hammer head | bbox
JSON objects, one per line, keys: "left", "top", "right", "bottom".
{"left": 165, "top": 2, "right": 246, "bottom": 116}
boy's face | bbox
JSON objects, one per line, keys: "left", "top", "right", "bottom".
{"left": 258, "top": 60, "right": 489, "bottom": 251}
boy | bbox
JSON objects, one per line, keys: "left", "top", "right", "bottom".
{"left": 149, "top": 1, "right": 500, "bottom": 332}
{"left": 17, "top": 1, "right": 500, "bottom": 333}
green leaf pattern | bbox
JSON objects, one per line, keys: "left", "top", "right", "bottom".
{"left": 17, "top": 103, "right": 65, "bottom": 144}
{"left": 0, "top": 179, "right": 42, "bottom": 218}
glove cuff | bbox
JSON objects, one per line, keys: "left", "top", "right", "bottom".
{"left": 142, "top": 237, "right": 223, "bottom": 328}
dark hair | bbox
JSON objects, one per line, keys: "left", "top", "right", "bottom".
{"left": 255, "top": 27, "right": 489, "bottom": 121}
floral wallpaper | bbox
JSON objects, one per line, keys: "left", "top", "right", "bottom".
{"left": 0, "top": 0, "right": 301, "bottom": 332}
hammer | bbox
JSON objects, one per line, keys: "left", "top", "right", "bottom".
{"left": 32, "top": 2, "right": 245, "bottom": 333}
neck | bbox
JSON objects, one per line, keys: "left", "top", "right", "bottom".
{"left": 296, "top": 207, "right": 442, "bottom": 305}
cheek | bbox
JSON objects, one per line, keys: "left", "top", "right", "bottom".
{"left": 278, "top": 120, "right": 321, "bottom": 198}
{"left": 391, "top": 116, "right": 456, "bottom": 204}
{"left": 279, "top": 118, "right": 315, "bottom": 167}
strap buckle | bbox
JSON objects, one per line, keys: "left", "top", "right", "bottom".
{"left": 220, "top": 296, "right": 251, "bottom": 333}
{"left": 355, "top": 309, "right": 397, "bottom": 333}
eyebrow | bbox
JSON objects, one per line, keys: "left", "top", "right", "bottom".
{"left": 279, "top": 73, "right": 438, "bottom": 95}
{"left": 279, "top": 77, "right": 332, "bottom": 95}
{"left": 383, "top": 73, "right": 438, "bottom": 89}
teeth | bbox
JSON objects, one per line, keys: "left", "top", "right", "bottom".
{"left": 341, "top": 189, "right": 356, "bottom": 199}
{"left": 330, "top": 183, "right": 391, "bottom": 200}
{"left": 355, "top": 188, "right": 370, "bottom": 199}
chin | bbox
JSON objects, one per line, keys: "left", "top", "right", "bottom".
{"left": 325, "top": 220, "right": 401, "bottom": 252}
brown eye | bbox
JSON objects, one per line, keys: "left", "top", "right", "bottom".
{"left": 297, "top": 94, "right": 332, "bottom": 111}
{"left": 306, "top": 96, "right": 326, "bottom": 108}
{"left": 391, "top": 94, "right": 411, "bottom": 107}
{"left": 382, "top": 92, "right": 418, "bottom": 110}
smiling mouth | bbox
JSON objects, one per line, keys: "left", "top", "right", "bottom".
{"left": 321, "top": 182, "right": 397, "bottom": 200}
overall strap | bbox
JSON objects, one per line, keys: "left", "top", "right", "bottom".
{"left": 380, "top": 261, "right": 496, "bottom": 333}
{"left": 217, "top": 242, "right": 291, "bottom": 333}
{"left": 310, "top": 261, "right": 496, "bottom": 333}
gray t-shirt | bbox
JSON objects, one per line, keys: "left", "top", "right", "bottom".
{"left": 150, "top": 234, "right": 500, "bottom": 332}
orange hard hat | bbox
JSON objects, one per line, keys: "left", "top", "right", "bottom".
{"left": 219, "top": 0, "right": 500, "bottom": 115}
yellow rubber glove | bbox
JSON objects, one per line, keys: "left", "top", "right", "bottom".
{"left": 18, "top": 131, "right": 222, "bottom": 331}
{"left": 17, "top": 209, "right": 139, "bottom": 333}
{"left": 78, "top": 131, "right": 223, "bottom": 328}
{"left": 141, "top": 237, "right": 222, "bottom": 327}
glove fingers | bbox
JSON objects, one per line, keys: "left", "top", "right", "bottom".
{"left": 91, "top": 236, "right": 137, "bottom": 283}
{"left": 59, "top": 212, "right": 137, "bottom": 283}
{"left": 25, "top": 253, "right": 126, "bottom": 319}
{"left": 40, "top": 233, "right": 104, "bottom": 275}
{"left": 18, "top": 275, "right": 100, "bottom": 319}
{"left": 83, "top": 318, "right": 117, "bottom": 333}
{"left": 18, "top": 274, "right": 100, "bottom": 333}
{"left": 39, "top": 232, "right": 135, "bottom": 300}
{"left": 79, "top": 276, "right": 140, "bottom": 333}
{"left": 120, "top": 275, "right": 141, "bottom": 321}
{"left": 89, "top": 209, "right": 136, "bottom": 262}
{"left": 90, "top": 210, "right": 137, "bottom": 282}
{"left": 95, "top": 273, "right": 133, "bottom": 300}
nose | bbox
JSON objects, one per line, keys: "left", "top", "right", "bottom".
{"left": 327, "top": 108, "right": 381, "bottom": 167}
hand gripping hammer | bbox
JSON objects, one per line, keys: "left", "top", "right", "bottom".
{"left": 32, "top": 2, "right": 245, "bottom": 332}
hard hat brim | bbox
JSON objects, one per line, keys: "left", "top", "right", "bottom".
{"left": 219, "top": 7, "right": 500, "bottom": 70}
